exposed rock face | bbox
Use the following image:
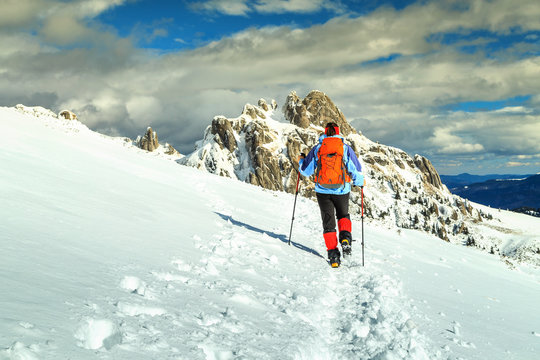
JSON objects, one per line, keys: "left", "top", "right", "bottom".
{"left": 243, "top": 104, "right": 266, "bottom": 120}
{"left": 414, "top": 155, "right": 444, "bottom": 190}
{"left": 59, "top": 110, "right": 77, "bottom": 120}
{"left": 283, "top": 90, "right": 356, "bottom": 136}
{"left": 179, "top": 90, "right": 501, "bottom": 257}
{"left": 211, "top": 117, "right": 237, "bottom": 153}
{"left": 138, "top": 127, "right": 159, "bottom": 152}
{"left": 258, "top": 98, "right": 277, "bottom": 112}
{"left": 179, "top": 99, "right": 306, "bottom": 191}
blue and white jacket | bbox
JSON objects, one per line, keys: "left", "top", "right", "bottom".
{"left": 299, "top": 134, "right": 364, "bottom": 195}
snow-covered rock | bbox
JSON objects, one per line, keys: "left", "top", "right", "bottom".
{"left": 59, "top": 109, "right": 78, "bottom": 120}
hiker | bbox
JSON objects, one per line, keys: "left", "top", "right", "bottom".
{"left": 298, "top": 122, "right": 365, "bottom": 267}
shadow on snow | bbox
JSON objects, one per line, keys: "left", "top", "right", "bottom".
{"left": 214, "top": 212, "right": 324, "bottom": 259}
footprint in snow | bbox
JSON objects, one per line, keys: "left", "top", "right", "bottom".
{"left": 19, "top": 322, "right": 35, "bottom": 330}
{"left": 152, "top": 271, "right": 189, "bottom": 283}
{"left": 172, "top": 259, "right": 193, "bottom": 272}
{"left": 120, "top": 276, "right": 148, "bottom": 296}
{"left": 115, "top": 301, "right": 166, "bottom": 317}
{"left": 1, "top": 342, "right": 39, "bottom": 360}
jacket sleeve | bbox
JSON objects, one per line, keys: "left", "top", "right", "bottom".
{"left": 298, "top": 146, "right": 318, "bottom": 177}
{"left": 345, "top": 145, "right": 364, "bottom": 186}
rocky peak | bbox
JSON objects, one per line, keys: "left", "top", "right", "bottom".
{"left": 137, "top": 127, "right": 159, "bottom": 151}
{"left": 258, "top": 98, "right": 277, "bottom": 112}
{"left": 283, "top": 90, "right": 356, "bottom": 136}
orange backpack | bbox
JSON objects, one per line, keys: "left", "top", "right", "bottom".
{"left": 316, "top": 137, "right": 351, "bottom": 189}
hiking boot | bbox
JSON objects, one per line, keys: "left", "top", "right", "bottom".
{"left": 339, "top": 231, "right": 352, "bottom": 256}
{"left": 328, "top": 248, "right": 341, "bottom": 268}
{"left": 340, "top": 238, "right": 352, "bottom": 256}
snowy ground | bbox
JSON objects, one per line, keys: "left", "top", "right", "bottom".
{"left": 1, "top": 106, "right": 539, "bottom": 360}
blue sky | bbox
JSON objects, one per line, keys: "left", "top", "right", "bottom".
{"left": 1, "top": 0, "right": 539, "bottom": 175}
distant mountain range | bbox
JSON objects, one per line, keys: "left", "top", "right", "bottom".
{"left": 441, "top": 173, "right": 540, "bottom": 216}
{"left": 440, "top": 173, "right": 534, "bottom": 189}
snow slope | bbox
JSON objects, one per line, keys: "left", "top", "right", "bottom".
{"left": 1, "top": 106, "right": 539, "bottom": 360}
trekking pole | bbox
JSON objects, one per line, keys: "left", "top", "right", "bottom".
{"left": 361, "top": 186, "right": 365, "bottom": 266}
{"left": 288, "top": 171, "right": 301, "bottom": 246}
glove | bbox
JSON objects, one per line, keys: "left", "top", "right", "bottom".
{"left": 353, "top": 174, "right": 365, "bottom": 187}
{"left": 298, "top": 153, "right": 306, "bottom": 161}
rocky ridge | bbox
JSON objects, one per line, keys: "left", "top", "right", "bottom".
{"left": 13, "top": 104, "right": 182, "bottom": 160}
{"left": 179, "top": 91, "right": 538, "bottom": 265}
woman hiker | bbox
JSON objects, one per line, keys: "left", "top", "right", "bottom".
{"left": 298, "top": 122, "right": 365, "bottom": 268}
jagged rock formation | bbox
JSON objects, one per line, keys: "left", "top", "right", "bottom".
{"left": 137, "top": 127, "right": 159, "bottom": 151}
{"left": 283, "top": 90, "right": 356, "bottom": 136}
{"left": 136, "top": 126, "right": 180, "bottom": 156}
{"left": 414, "top": 155, "right": 443, "bottom": 189}
{"left": 59, "top": 110, "right": 78, "bottom": 120}
{"left": 179, "top": 90, "right": 530, "bottom": 262}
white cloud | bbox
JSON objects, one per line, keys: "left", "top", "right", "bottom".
{"left": 189, "top": 0, "right": 251, "bottom": 16}
{"left": 254, "top": 0, "right": 345, "bottom": 14}
{"left": 494, "top": 106, "right": 534, "bottom": 114}
{"left": 41, "top": 15, "right": 95, "bottom": 45}
{"left": 0, "top": 0, "right": 127, "bottom": 27}
{"left": 69, "top": 0, "right": 127, "bottom": 19}
{"left": 188, "top": 0, "right": 345, "bottom": 16}
{"left": 0, "top": 0, "right": 128, "bottom": 46}
{"left": 506, "top": 161, "right": 532, "bottom": 167}
{"left": 126, "top": 96, "right": 162, "bottom": 125}
{"left": 0, "top": 0, "right": 44, "bottom": 28}
{"left": 429, "top": 127, "right": 485, "bottom": 155}
{"left": 516, "top": 154, "right": 540, "bottom": 159}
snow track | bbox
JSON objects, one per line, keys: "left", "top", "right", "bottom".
{"left": 63, "top": 201, "right": 441, "bottom": 359}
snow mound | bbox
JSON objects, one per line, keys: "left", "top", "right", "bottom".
{"left": 74, "top": 318, "right": 122, "bottom": 350}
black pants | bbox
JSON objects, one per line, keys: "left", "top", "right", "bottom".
{"left": 316, "top": 192, "right": 350, "bottom": 233}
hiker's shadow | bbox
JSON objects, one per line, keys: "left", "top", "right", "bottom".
{"left": 214, "top": 212, "right": 324, "bottom": 259}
